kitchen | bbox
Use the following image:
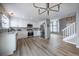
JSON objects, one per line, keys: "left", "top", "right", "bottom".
{"left": 0, "top": 4, "right": 41, "bottom": 55}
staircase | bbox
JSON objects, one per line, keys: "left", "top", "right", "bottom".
{"left": 62, "top": 22, "right": 76, "bottom": 45}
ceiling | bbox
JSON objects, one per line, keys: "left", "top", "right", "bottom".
{"left": 2, "top": 3, "right": 79, "bottom": 23}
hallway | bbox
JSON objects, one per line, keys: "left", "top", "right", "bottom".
{"left": 11, "top": 34, "right": 79, "bottom": 56}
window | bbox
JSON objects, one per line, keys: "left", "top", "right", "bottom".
{"left": 50, "top": 20, "right": 59, "bottom": 32}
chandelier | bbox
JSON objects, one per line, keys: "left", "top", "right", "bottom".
{"left": 33, "top": 3, "right": 61, "bottom": 15}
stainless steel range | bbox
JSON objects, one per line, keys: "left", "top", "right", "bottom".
{"left": 27, "top": 24, "right": 33, "bottom": 37}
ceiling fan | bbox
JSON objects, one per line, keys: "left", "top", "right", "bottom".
{"left": 33, "top": 3, "right": 62, "bottom": 16}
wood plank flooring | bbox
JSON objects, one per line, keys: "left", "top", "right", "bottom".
{"left": 10, "top": 34, "right": 79, "bottom": 56}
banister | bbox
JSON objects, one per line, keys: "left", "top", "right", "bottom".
{"left": 62, "top": 22, "right": 75, "bottom": 31}
{"left": 62, "top": 22, "right": 76, "bottom": 45}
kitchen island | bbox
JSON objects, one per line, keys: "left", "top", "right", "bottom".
{"left": 0, "top": 31, "right": 17, "bottom": 56}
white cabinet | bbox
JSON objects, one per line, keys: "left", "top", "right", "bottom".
{"left": 0, "top": 15, "right": 9, "bottom": 29}
{"left": 0, "top": 32, "right": 16, "bottom": 56}
{"left": 34, "top": 30, "right": 40, "bottom": 37}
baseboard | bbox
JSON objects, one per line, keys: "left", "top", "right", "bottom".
{"left": 63, "top": 40, "right": 76, "bottom": 45}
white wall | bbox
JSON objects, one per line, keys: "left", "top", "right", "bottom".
{"left": 76, "top": 8, "right": 79, "bottom": 48}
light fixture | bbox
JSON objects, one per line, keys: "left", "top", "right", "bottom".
{"left": 8, "top": 11, "right": 16, "bottom": 16}
{"left": 33, "top": 3, "right": 61, "bottom": 15}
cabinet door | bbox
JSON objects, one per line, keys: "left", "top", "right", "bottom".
{"left": 2, "top": 15, "right": 9, "bottom": 29}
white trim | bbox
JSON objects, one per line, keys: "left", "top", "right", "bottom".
{"left": 63, "top": 40, "right": 76, "bottom": 45}
{"left": 76, "top": 46, "right": 79, "bottom": 48}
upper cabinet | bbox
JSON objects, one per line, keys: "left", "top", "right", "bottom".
{"left": 0, "top": 4, "right": 10, "bottom": 29}
{"left": 2, "top": 15, "right": 9, "bottom": 29}
{"left": 0, "top": 14, "right": 9, "bottom": 29}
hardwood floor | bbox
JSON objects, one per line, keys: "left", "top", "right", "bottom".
{"left": 10, "top": 34, "right": 79, "bottom": 56}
